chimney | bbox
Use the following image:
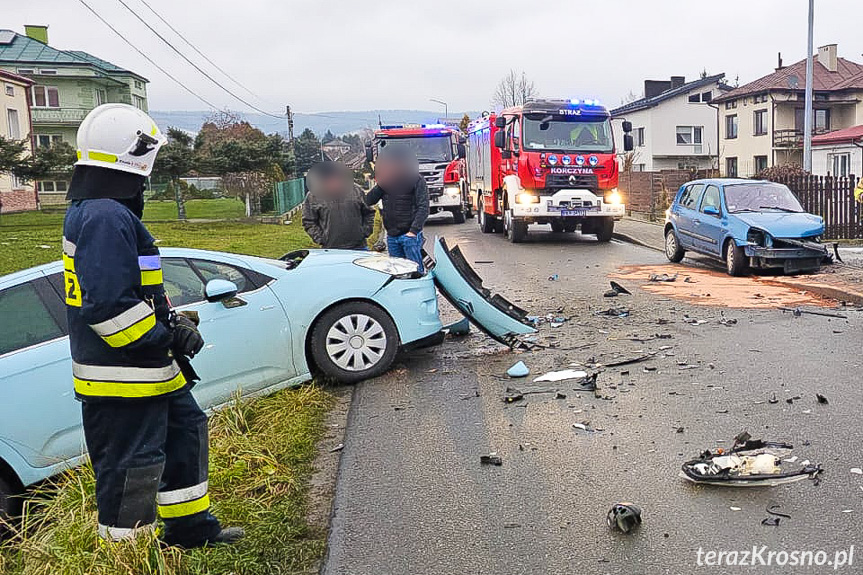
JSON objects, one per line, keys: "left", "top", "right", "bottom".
{"left": 776, "top": 52, "right": 784, "bottom": 71}
{"left": 24, "top": 25, "right": 48, "bottom": 45}
{"left": 818, "top": 44, "right": 838, "bottom": 72}
{"left": 670, "top": 76, "right": 686, "bottom": 89}
{"left": 644, "top": 79, "right": 672, "bottom": 99}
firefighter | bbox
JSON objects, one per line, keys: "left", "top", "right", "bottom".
{"left": 855, "top": 176, "right": 863, "bottom": 204}
{"left": 63, "top": 104, "right": 242, "bottom": 547}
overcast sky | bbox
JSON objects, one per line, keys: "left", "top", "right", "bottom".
{"left": 6, "top": 0, "right": 863, "bottom": 114}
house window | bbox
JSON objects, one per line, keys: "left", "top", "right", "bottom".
{"left": 36, "top": 134, "right": 63, "bottom": 148}
{"left": 688, "top": 93, "right": 700, "bottom": 103}
{"left": 95, "top": 88, "right": 107, "bottom": 106}
{"left": 754, "top": 155, "right": 768, "bottom": 174}
{"left": 676, "top": 126, "right": 703, "bottom": 145}
{"left": 725, "top": 100, "right": 737, "bottom": 110}
{"left": 725, "top": 115, "right": 738, "bottom": 139}
{"left": 701, "top": 91, "right": 712, "bottom": 102}
{"left": 132, "top": 95, "right": 146, "bottom": 110}
{"left": 4, "top": 84, "right": 13, "bottom": 97}
{"left": 134, "top": 80, "right": 144, "bottom": 90}
{"left": 6, "top": 109, "right": 21, "bottom": 139}
{"left": 16, "top": 68, "right": 35, "bottom": 75}
{"left": 726, "top": 157, "right": 738, "bottom": 177}
{"left": 39, "top": 69, "right": 57, "bottom": 75}
{"left": 32, "top": 85, "right": 60, "bottom": 108}
{"left": 36, "top": 181, "right": 68, "bottom": 193}
{"left": 754, "top": 110, "right": 768, "bottom": 136}
{"left": 633, "top": 164, "right": 646, "bottom": 172}
{"left": 753, "top": 94, "right": 768, "bottom": 104}
{"left": 635, "top": 127, "right": 645, "bottom": 147}
{"left": 815, "top": 109, "right": 830, "bottom": 132}
{"left": 829, "top": 153, "right": 851, "bottom": 177}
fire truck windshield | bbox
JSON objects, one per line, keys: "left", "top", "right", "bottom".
{"left": 378, "top": 135, "right": 452, "bottom": 163}
{"left": 522, "top": 115, "right": 613, "bottom": 154}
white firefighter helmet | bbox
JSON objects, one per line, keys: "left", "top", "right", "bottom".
{"left": 75, "top": 104, "right": 167, "bottom": 176}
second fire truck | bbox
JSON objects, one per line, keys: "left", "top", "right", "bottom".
{"left": 466, "top": 98, "right": 634, "bottom": 243}
{"left": 366, "top": 124, "right": 471, "bottom": 223}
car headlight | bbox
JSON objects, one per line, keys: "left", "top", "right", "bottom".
{"left": 746, "top": 228, "right": 768, "bottom": 246}
{"left": 515, "top": 192, "right": 540, "bottom": 205}
{"left": 354, "top": 256, "right": 419, "bottom": 277}
{"left": 444, "top": 186, "right": 460, "bottom": 197}
{"left": 604, "top": 189, "right": 622, "bottom": 205}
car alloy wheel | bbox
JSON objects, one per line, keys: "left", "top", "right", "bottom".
{"left": 325, "top": 313, "right": 387, "bottom": 372}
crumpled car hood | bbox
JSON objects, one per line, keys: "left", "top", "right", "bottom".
{"left": 732, "top": 212, "right": 824, "bottom": 238}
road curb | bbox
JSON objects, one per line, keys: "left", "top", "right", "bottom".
{"left": 613, "top": 232, "right": 663, "bottom": 253}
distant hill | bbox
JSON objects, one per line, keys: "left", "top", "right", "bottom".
{"left": 150, "top": 109, "right": 483, "bottom": 137}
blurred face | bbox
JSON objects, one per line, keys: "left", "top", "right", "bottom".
{"left": 375, "top": 152, "right": 419, "bottom": 189}
{"left": 309, "top": 165, "right": 352, "bottom": 198}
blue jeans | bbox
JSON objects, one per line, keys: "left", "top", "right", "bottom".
{"left": 387, "top": 232, "right": 424, "bottom": 271}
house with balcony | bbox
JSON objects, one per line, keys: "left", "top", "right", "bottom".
{"left": 0, "top": 26, "right": 149, "bottom": 204}
{"left": 713, "top": 44, "right": 863, "bottom": 178}
{"left": 611, "top": 74, "right": 731, "bottom": 172}
{"left": 0, "top": 69, "right": 37, "bottom": 213}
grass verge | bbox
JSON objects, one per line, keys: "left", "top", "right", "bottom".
{"left": 0, "top": 385, "right": 334, "bottom": 575}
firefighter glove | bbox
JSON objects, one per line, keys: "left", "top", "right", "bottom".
{"left": 172, "top": 314, "right": 204, "bottom": 358}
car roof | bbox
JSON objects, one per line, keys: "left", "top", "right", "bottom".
{"left": 683, "top": 178, "right": 776, "bottom": 187}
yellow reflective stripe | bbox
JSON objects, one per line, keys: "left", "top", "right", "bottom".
{"left": 88, "top": 151, "right": 118, "bottom": 163}
{"left": 100, "top": 313, "right": 156, "bottom": 348}
{"left": 64, "top": 270, "right": 82, "bottom": 307}
{"left": 63, "top": 253, "right": 75, "bottom": 272}
{"left": 158, "top": 494, "right": 210, "bottom": 519}
{"left": 140, "top": 269, "right": 163, "bottom": 286}
{"left": 74, "top": 370, "right": 186, "bottom": 399}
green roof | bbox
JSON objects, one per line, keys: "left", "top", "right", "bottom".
{"left": 0, "top": 30, "right": 147, "bottom": 81}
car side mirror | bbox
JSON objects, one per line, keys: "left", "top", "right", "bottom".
{"left": 456, "top": 142, "right": 466, "bottom": 159}
{"left": 205, "top": 279, "right": 238, "bottom": 303}
{"left": 493, "top": 131, "right": 506, "bottom": 149}
{"left": 364, "top": 143, "right": 374, "bottom": 163}
{"left": 494, "top": 116, "right": 507, "bottom": 128}
{"left": 621, "top": 120, "right": 633, "bottom": 133}
{"left": 623, "top": 134, "right": 634, "bottom": 152}
{"left": 703, "top": 206, "right": 720, "bottom": 216}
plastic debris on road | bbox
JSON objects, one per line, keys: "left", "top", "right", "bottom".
{"left": 596, "top": 308, "right": 630, "bottom": 318}
{"left": 444, "top": 317, "right": 470, "bottom": 336}
{"left": 680, "top": 432, "right": 822, "bottom": 487}
{"left": 480, "top": 454, "right": 503, "bottom": 466}
{"left": 534, "top": 369, "right": 588, "bottom": 383}
{"left": 649, "top": 272, "right": 678, "bottom": 282}
{"left": 606, "top": 503, "right": 642, "bottom": 533}
{"left": 605, "top": 281, "right": 631, "bottom": 298}
{"left": 548, "top": 274, "right": 559, "bottom": 281}
{"left": 507, "top": 361, "right": 530, "bottom": 378}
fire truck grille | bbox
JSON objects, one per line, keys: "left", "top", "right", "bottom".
{"left": 544, "top": 173, "right": 598, "bottom": 192}
{"left": 421, "top": 168, "right": 445, "bottom": 197}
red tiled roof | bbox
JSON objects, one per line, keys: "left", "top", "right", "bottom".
{"left": 811, "top": 125, "right": 863, "bottom": 146}
{"left": 714, "top": 56, "right": 863, "bottom": 102}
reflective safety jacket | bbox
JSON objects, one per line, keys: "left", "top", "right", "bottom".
{"left": 63, "top": 198, "right": 186, "bottom": 401}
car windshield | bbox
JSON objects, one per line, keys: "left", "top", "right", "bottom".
{"left": 522, "top": 114, "right": 613, "bottom": 153}
{"left": 724, "top": 183, "right": 804, "bottom": 213}
{"left": 378, "top": 136, "right": 452, "bottom": 163}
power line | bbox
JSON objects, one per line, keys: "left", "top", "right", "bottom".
{"left": 134, "top": 0, "right": 271, "bottom": 105}
{"left": 77, "top": 0, "right": 221, "bottom": 111}
{"left": 112, "top": 0, "right": 285, "bottom": 119}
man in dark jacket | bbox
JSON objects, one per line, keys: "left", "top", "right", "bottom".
{"left": 365, "top": 146, "right": 429, "bottom": 270}
{"left": 302, "top": 161, "right": 375, "bottom": 250}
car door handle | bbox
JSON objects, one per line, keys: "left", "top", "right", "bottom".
{"left": 693, "top": 219, "right": 701, "bottom": 226}
{"left": 260, "top": 305, "right": 275, "bottom": 311}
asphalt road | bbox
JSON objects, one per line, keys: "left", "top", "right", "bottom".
{"left": 323, "top": 216, "right": 863, "bottom": 575}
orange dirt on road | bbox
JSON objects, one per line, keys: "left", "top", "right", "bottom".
{"left": 611, "top": 264, "right": 836, "bottom": 309}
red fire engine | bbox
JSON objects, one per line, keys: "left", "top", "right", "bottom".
{"left": 365, "top": 124, "right": 471, "bottom": 223}
{"left": 466, "top": 99, "right": 634, "bottom": 242}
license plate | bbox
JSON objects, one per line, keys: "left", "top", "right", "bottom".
{"left": 560, "top": 209, "right": 588, "bottom": 217}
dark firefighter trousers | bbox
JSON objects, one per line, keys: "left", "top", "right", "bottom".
{"left": 82, "top": 389, "right": 221, "bottom": 547}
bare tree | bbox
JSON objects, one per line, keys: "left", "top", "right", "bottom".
{"left": 493, "top": 70, "right": 537, "bottom": 109}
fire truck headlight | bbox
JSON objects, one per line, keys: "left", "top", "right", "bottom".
{"left": 515, "top": 192, "right": 540, "bottom": 205}
{"left": 444, "top": 186, "right": 460, "bottom": 197}
{"left": 604, "top": 189, "right": 623, "bottom": 205}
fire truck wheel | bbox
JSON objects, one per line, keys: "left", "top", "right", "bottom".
{"left": 596, "top": 217, "right": 614, "bottom": 242}
{"left": 550, "top": 221, "right": 565, "bottom": 233}
{"left": 504, "top": 210, "right": 528, "bottom": 243}
{"left": 478, "top": 201, "right": 496, "bottom": 234}
{"left": 452, "top": 208, "right": 466, "bottom": 224}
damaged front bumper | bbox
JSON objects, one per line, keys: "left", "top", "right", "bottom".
{"left": 744, "top": 238, "right": 828, "bottom": 273}
{"left": 430, "top": 237, "right": 537, "bottom": 347}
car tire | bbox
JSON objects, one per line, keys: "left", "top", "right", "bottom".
{"left": 0, "top": 473, "right": 22, "bottom": 527}
{"left": 550, "top": 221, "right": 565, "bottom": 233}
{"left": 726, "top": 240, "right": 747, "bottom": 276}
{"left": 311, "top": 302, "right": 400, "bottom": 384}
{"left": 452, "top": 207, "right": 466, "bottom": 224}
{"left": 596, "top": 217, "right": 614, "bottom": 242}
{"left": 478, "top": 200, "right": 496, "bottom": 234}
{"left": 504, "top": 209, "right": 527, "bottom": 243}
{"left": 665, "top": 228, "right": 685, "bottom": 263}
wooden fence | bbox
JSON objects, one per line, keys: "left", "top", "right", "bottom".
{"left": 771, "top": 174, "right": 861, "bottom": 240}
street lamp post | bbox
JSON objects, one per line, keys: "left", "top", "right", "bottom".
{"left": 430, "top": 98, "right": 448, "bottom": 123}
{"left": 803, "top": 0, "right": 814, "bottom": 172}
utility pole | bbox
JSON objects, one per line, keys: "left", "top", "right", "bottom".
{"left": 430, "top": 98, "right": 448, "bottom": 123}
{"left": 803, "top": 0, "right": 814, "bottom": 172}
{"left": 286, "top": 105, "right": 296, "bottom": 177}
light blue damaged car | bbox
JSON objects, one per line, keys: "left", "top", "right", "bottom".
{"left": 0, "top": 240, "right": 534, "bottom": 516}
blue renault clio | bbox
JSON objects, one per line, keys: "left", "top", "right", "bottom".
{"left": 663, "top": 178, "right": 828, "bottom": 276}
